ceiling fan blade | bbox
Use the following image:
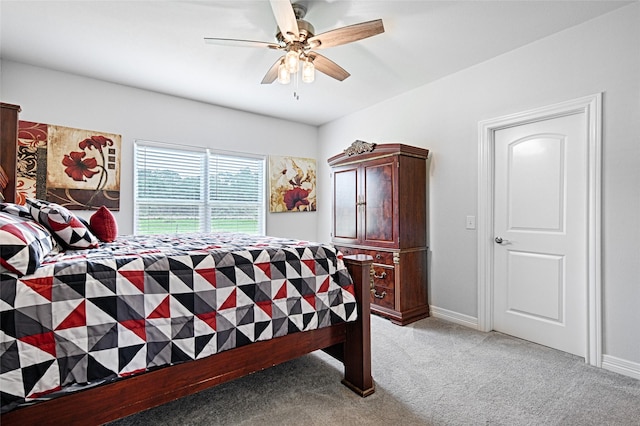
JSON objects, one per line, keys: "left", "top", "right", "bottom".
{"left": 204, "top": 37, "right": 281, "bottom": 50}
{"left": 307, "top": 19, "right": 384, "bottom": 49}
{"left": 309, "top": 53, "right": 350, "bottom": 81}
{"left": 261, "top": 56, "right": 284, "bottom": 84}
{"left": 270, "top": 0, "right": 299, "bottom": 42}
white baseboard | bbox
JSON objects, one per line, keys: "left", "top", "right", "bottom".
{"left": 602, "top": 355, "right": 640, "bottom": 380}
{"left": 429, "top": 305, "right": 478, "bottom": 329}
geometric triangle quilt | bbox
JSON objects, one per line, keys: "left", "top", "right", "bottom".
{"left": 0, "top": 232, "right": 356, "bottom": 413}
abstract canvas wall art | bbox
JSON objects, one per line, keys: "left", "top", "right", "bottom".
{"left": 17, "top": 121, "right": 121, "bottom": 210}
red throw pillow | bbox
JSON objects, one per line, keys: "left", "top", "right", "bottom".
{"left": 90, "top": 206, "right": 118, "bottom": 242}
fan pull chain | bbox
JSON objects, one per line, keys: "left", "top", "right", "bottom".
{"left": 293, "top": 70, "right": 300, "bottom": 100}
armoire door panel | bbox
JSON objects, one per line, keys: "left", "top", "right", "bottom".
{"left": 333, "top": 168, "right": 358, "bottom": 240}
{"left": 363, "top": 161, "right": 395, "bottom": 244}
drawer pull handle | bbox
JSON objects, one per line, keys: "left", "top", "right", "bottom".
{"left": 372, "top": 289, "right": 387, "bottom": 299}
{"left": 373, "top": 271, "right": 387, "bottom": 280}
{"left": 375, "top": 254, "right": 382, "bottom": 260}
{"left": 369, "top": 267, "right": 375, "bottom": 290}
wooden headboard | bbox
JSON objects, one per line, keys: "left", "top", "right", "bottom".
{"left": 0, "top": 102, "right": 21, "bottom": 203}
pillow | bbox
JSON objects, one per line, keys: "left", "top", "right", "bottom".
{"left": 0, "top": 202, "right": 32, "bottom": 219}
{"left": 90, "top": 205, "right": 118, "bottom": 242}
{"left": 0, "top": 212, "right": 56, "bottom": 276}
{"left": 26, "top": 199, "right": 99, "bottom": 249}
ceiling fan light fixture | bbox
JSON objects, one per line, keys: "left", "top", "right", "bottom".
{"left": 302, "top": 59, "right": 315, "bottom": 83}
{"left": 285, "top": 49, "right": 299, "bottom": 73}
{"left": 278, "top": 61, "right": 290, "bottom": 84}
{"left": 205, "top": 1, "right": 385, "bottom": 91}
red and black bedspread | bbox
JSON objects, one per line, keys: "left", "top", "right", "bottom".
{"left": 0, "top": 233, "right": 356, "bottom": 412}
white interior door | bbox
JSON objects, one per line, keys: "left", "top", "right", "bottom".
{"left": 493, "top": 112, "right": 587, "bottom": 357}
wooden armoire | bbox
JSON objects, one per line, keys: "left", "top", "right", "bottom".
{"left": 328, "top": 141, "right": 429, "bottom": 325}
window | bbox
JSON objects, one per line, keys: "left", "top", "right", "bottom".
{"left": 134, "top": 141, "right": 265, "bottom": 235}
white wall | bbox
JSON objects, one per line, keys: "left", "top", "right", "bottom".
{"left": 317, "top": 3, "right": 640, "bottom": 367}
{"left": 0, "top": 60, "right": 319, "bottom": 241}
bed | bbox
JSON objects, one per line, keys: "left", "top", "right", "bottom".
{"left": 0, "top": 103, "right": 374, "bottom": 425}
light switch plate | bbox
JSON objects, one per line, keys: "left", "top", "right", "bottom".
{"left": 466, "top": 215, "right": 476, "bottom": 230}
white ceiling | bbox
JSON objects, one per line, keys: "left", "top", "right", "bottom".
{"left": 0, "top": 1, "right": 631, "bottom": 126}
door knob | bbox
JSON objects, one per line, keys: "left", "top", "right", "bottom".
{"left": 495, "top": 237, "right": 508, "bottom": 244}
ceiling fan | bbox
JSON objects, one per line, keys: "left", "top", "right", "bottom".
{"left": 204, "top": 0, "right": 384, "bottom": 85}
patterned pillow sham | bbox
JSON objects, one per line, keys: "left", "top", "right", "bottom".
{"left": 0, "top": 212, "right": 56, "bottom": 276}
{"left": 26, "top": 199, "right": 99, "bottom": 249}
{"left": 0, "top": 202, "right": 32, "bottom": 218}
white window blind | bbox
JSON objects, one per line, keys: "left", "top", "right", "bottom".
{"left": 134, "top": 141, "right": 265, "bottom": 235}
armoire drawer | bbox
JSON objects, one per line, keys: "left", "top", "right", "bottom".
{"left": 370, "top": 264, "right": 395, "bottom": 309}
{"left": 335, "top": 246, "right": 360, "bottom": 257}
{"left": 360, "top": 249, "right": 395, "bottom": 266}
{"left": 370, "top": 283, "right": 395, "bottom": 310}
{"left": 334, "top": 246, "right": 396, "bottom": 268}
{"left": 371, "top": 264, "right": 394, "bottom": 289}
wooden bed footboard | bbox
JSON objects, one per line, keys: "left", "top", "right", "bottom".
{"left": 1, "top": 255, "right": 373, "bottom": 425}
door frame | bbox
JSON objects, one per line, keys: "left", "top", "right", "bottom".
{"left": 477, "top": 93, "right": 602, "bottom": 366}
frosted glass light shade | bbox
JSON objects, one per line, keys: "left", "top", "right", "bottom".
{"left": 285, "top": 50, "right": 299, "bottom": 73}
{"left": 302, "top": 60, "right": 315, "bottom": 83}
{"left": 278, "top": 62, "right": 290, "bottom": 84}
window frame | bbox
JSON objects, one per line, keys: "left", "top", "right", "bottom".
{"left": 134, "top": 140, "right": 266, "bottom": 236}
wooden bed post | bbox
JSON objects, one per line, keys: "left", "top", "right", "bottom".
{"left": 341, "top": 254, "right": 375, "bottom": 396}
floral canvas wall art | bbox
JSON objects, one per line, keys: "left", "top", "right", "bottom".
{"left": 16, "top": 121, "right": 121, "bottom": 210}
{"left": 269, "top": 156, "right": 316, "bottom": 212}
